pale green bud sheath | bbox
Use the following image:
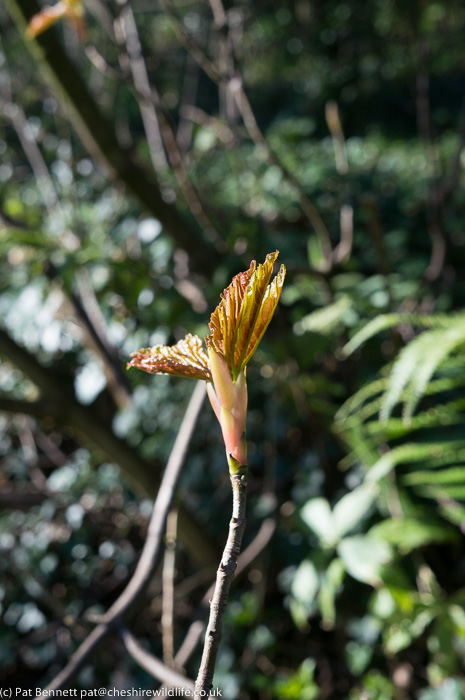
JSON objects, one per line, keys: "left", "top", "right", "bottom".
{"left": 208, "top": 347, "right": 235, "bottom": 412}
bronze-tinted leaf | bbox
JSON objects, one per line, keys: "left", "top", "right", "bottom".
{"left": 207, "top": 260, "right": 255, "bottom": 361}
{"left": 239, "top": 262, "right": 286, "bottom": 369}
{"left": 26, "top": 3, "right": 68, "bottom": 38}
{"left": 26, "top": 0, "right": 85, "bottom": 39}
{"left": 128, "top": 334, "right": 210, "bottom": 381}
{"left": 206, "top": 251, "right": 285, "bottom": 377}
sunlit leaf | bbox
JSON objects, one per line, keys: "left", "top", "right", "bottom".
{"left": 127, "top": 333, "right": 211, "bottom": 381}
{"left": 300, "top": 497, "right": 337, "bottom": 547}
{"left": 338, "top": 535, "right": 392, "bottom": 586}
{"left": 333, "top": 483, "right": 378, "bottom": 539}
{"left": 206, "top": 251, "right": 286, "bottom": 377}
{"left": 291, "top": 559, "right": 319, "bottom": 609}
{"left": 368, "top": 518, "right": 458, "bottom": 550}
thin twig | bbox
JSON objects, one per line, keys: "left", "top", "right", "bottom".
{"left": 162, "top": 508, "right": 178, "bottom": 668}
{"left": 44, "top": 262, "right": 132, "bottom": 404}
{"left": 112, "top": 3, "right": 225, "bottom": 250}
{"left": 159, "top": 0, "right": 332, "bottom": 267}
{"left": 415, "top": 43, "right": 446, "bottom": 281}
{"left": 150, "top": 518, "right": 277, "bottom": 698}
{"left": 117, "top": 0, "right": 168, "bottom": 173}
{"left": 173, "top": 517, "right": 276, "bottom": 671}
{"left": 0, "top": 325, "right": 216, "bottom": 566}
{"left": 119, "top": 626, "right": 195, "bottom": 691}
{"left": 0, "top": 47, "right": 132, "bottom": 403}
{"left": 325, "top": 101, "right": 354, "bottom": 265}
{"left": 180, "top": 105, "right": 234, "bottom": 145}
{"left": 34, "top": 382, "right": 206, "bottom": 696}
{"left": 158, "top": 0, "right": 223, "bottom": 84}
{"left": 195, "top": 471, "right": 248, "bottom": 695}
{"left": 176, "top": 57, "right": 201, "bottom": 151}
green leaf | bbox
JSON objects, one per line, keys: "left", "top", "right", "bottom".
{"left": 294, "top": 295, "right": 352, "bottom": 336}
{"left": 333, "top": 483, "right": 378, "bottom": 539}
{"left": 342, "top": 312, "right": 458, "bottom": 358}
{"left": 318, "top": 558, "right": 345, "bottom": 628}
{"left": 291, "top": 559, "right": 320, "bottom": 610}
{"left": 343, "top": 313, "right": 405, "bottom": 357}
{"left": 404, "top": 466, "right": 465, "bottom": 486}
{"left": 307, "top": 234, "right": 325, "bottom": 270}
{"left": 368, "top": 518, "right": 458, "bottom": 550}
{"left": 366, "top": 442, "right": 465, "bottom": 483}
{"left": 381, "top": 327, "right": 465, "bottom": 422}
{"left": 300, "top": 498, "right": 337, "bottom": 546}
{"left": 338, "top": 536, "right": 392, "bottom": 585}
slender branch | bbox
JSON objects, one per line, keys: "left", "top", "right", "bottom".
{"left": 194, "top": 470, "right": 248, "bottom": 695}
{"left": 117, "top": 0, "right": 168, "bottom": 173}
{"left": 0, "top": 489, "right": 47, "bottom": 509}
{"left": 180, "top": 105, "right": 234, "bottom": 146}
{"left": 0, "top": 329, "right": 216, "bottom": 566}
{"left": 176, "top": 58, "right": 200, "bottom": 151}
{"left": 44, "top": 263, "right": 132, "bottom": 405}
{"left": 0, "top": 396, "right": 56, "bottom": 419}
{"left": 119, "top": 627, "right": 195, "bottom": 690}
{"left": 415, "top": 43, "right": 446, "bottom": 281}
{"left": 160, "top": 0, "right": 332, "bottom": 267}
{"left": 173, "top": 517, "right": 276, "bottom": 671}
{"left": 158, "top": 0, "right": 223, "bottom": 85}
{"left": 36, "top": 381, "right": 206, "bottom": 695}
{"left": 162, "top": 508, "right": 178, "bottom": 668}
{"left": 4, "top": 0, "right": 220, "bottom": 273}
{"left": 113, "top": 3, "right": 224, "bottom": 251}
{"left": 0, "top": 52, "right": 132, "bottom": 404}
{"left": 74, "top": 269, "right": 132, "bottom": 402}
{"left": 325, "top": 101, "right": 353, "bottom": 265}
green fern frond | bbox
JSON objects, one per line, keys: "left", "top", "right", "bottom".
{"left": 415, "top": 484, "right": 465, "bottom": 500}
{"left": 366, "top": 441, "right": 465, "bottom": 482}
{"left": 335, "top": 377, "right": 387, "bottom": 422}
{"left": 342, "top": 312, "right": 460, "bottom": 357}
{"left": 295, "top": 295, "right": 352, "bottom": 335}
{"left": 402, "top": 328, "right": 465, "bottom": 421}
{"left": 342, "top": 314, "right": 405, "bottom": 357}
{"left": 403, "top": 466, "right": 465, "bottom": 486}
{"left": 337, "top": 376, "right": 465, "bottom": 430}
{"left": 365, "top": 399, "right": 465, "bottom": 439}
{"left": 381, "top": 327, "right": 465, "bottom": 422}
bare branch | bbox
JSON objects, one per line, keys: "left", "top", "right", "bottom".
{"left": 117, "top": 0, "right": 168, "bottom": 173}
{"left": 119, "top": 626, "right": 195, "bottom": 691}
{"left": 158, "top": 0, "right": 222, "bottom": 84}
{"left": 169, "top": 517, "right": 276, "bottom": 675}
{"left": 195, "top": 471, "right": 248, "bottom": 694}
{"left": 0, "top": 329, "right": 217, "bottom": 566}
{"left": 159, "top": 0, "right": 332, "bottom": 268}
{"left": 35, "top": 381, "right": 206, "bottom": 695}
{"left": 325, "top": 102, "right": 353, "bottom": 265}
{"left": 0, "top": 488, "right": 47, "bottom": 509}
{"left": 5, "top": 0, "right": 220, "bottom": 273}
{"left": 162, "top": 509, "right": 178, "bottom": 668}
{"left": 109, "top": 3, "right": 225, "bottom": 250}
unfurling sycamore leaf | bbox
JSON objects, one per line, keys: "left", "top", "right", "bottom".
{"left": 206, "top": 251, "right": 286, "bottom": 379}
{"left": 26, "top": 0, "right": 86, "bottom": 39}
{"left": 128, "top": 252, "right": 285, "bottom": 473}
{"left": 127, "top": 333, "right": 211, "bottom": 381}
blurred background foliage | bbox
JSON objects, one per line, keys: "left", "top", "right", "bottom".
{"left": 1, "top": 0, "right": 465, "bottom": 697}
